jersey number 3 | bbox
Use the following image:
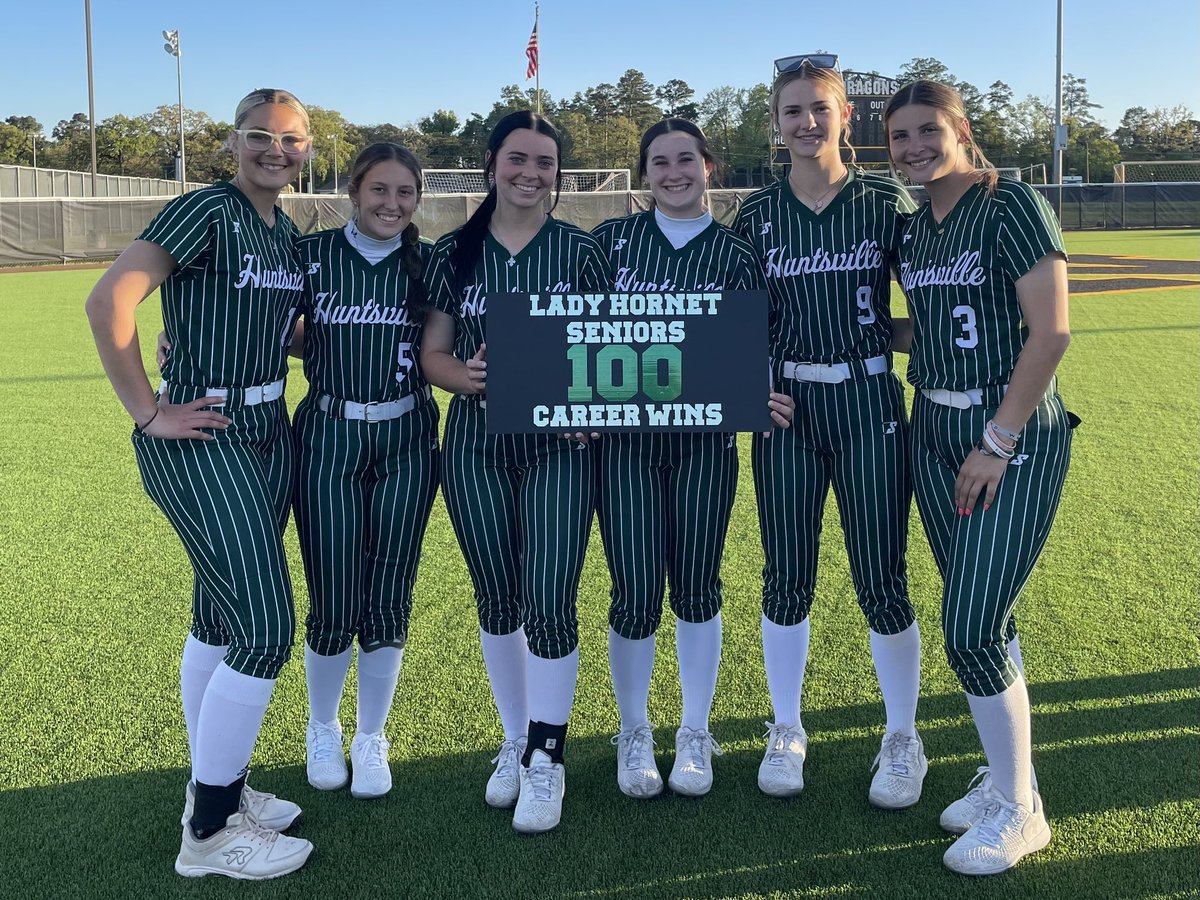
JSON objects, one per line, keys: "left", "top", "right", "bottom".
{"left": 952, "top": 305, "right": 979, "bottom": 349}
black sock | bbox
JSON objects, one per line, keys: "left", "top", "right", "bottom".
{"left": 523, "top": 721, "right": 567, "bottom": 766}
{"left": 189, "top": 770, "right": 246, "bottom": 840}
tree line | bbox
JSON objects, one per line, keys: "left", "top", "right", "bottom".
{"left": 3, "top": 58, "right": 1197, "bottom": 187}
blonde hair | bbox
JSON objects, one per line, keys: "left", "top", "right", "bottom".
{"left": 884, "top": 80, "right": 998, "bottom": 192}
{"left": 233, "top": 88, "right": 310, "bottom": 131}
{"left": 770, "top": 63, "right": 857, "bottom": 165}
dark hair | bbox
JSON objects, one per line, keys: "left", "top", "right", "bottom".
{"left": 637, "top": 118, "right": 720, "bottom": 184}
{"left": 884, "top": 80, "right": 998, "bottom": 193}
{"left": 347, "top": 142, "right": 428, "bottom": 321}
{"left": 770, "top": 62, "right": 857, "bottom": 165}
{"left": 449, "top": 111, "right": 563, "bottom": 289}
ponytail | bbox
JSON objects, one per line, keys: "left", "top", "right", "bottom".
{"left": 400, "top": 221, "right": 427, "bottom": 323}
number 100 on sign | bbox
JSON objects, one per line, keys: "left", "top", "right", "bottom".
{"left": 567, "top": 344, "right": 682, "bottom": 403}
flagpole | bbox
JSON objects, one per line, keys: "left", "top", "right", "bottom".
{"left": 535, "top": 2, "right": 541, "bottom": 115}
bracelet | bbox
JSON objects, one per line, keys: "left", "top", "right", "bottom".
{"left": 980, "top": 429, "right": 1015, "bottom": 459}
{"left": 974, "top": 439, "right": 999, "bottom": 457}
{"left": 985, "top": 420, "right": 1017, "bottom": 452}
{"left": 988, "top": 419, "right": 1022, "bottom": 443}
{"left": 137, "top": 407, "right": 160, "bottom": 432}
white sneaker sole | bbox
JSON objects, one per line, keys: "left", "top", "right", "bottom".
{"left": 943, "top": 821, "right": 1052, "bottom": 875}
{"left": 174, "top": 845, "right": 312, "bottom": 880}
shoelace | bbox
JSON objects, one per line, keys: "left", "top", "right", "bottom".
{"left": 762, "top": 723, "right": 802, "bottom": 765}
{"left": 359, "top": 734, "right": 389, "bottom": 769}
{"left": 235, "top": 811, "right": 279, "bottom": 842}
{"left": 960, "top": 766, "right": 992, "bottom": 807}
{"left": 874, "top": 732, "right": 917, "bottom": 776}
{"left": 973, "top": 795, "right": 1022, "bottom": 848}
{"left": 525, "top": 762, "right": 559, "bottom": 802}
{"left": 679, "top": 729, "right": 724, "bottom": 766}
{"left": 490, "top": 739, "right": 521, "bottom": 774}
{"left": 612, "top": 725, "right": 656, "bottom": 768}
{"left": 309, "top": 724, "right": 341, "bottom": 762}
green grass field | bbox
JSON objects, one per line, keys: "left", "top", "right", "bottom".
{"left": 1, "top": 230, "right": 1197, "bottom": 899}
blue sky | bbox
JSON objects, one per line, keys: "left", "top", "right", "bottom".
{"left": 5, "top": 1, "right": 1198, "bottom": 134}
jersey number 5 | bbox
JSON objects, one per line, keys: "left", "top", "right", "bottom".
{"left": 952, "top": 305, "right": 979, "bottom": 349}
{"left": 396, "top": 342, "right": 415, "bottom": 385}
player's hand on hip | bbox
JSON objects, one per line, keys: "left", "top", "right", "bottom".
{"left": 764, "top": 390, "right": 796, "bottom": 436}
{"left": 466, "top": 342, "right": 487, "bottom": 394}
{"left": 155, "top": 330, "right": 172, "bottom": 371}
{"left": 954, "top": 450, "right": 1008, "bottom": 515}
{"left": 143, "top": 391, "right": 232, "bottom": 441}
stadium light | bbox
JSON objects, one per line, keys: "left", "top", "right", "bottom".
{"left": 328, "top": 133, "right": 339, "bottom": 193}
{"left": 163, "top": 30, "right": 185, "bottom": 190}
{"left": 84, "top": 0, "right": 97, "bottom": 194}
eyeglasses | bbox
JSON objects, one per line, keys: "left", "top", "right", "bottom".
{"left": 235, "top": 129, "right": 311, "bottom": 154}
{"left": 775, "top": 53, "right": 841, "bottom": 75}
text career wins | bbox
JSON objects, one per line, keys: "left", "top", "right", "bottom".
{"left": 485, "top": 291, "right": 770, "bottom": 435}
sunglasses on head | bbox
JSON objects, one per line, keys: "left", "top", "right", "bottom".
{"left": 775, "top": 53, "right": 841, "bottom": 74}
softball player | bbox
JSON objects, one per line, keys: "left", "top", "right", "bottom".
{"left": 734, "top": 58, "right": 925, "bottom": 807}
{"left": 291, "top": 143, "right": 439, "bottom": 801}
{"left": 886, "top": 80, "right": 1072, "bottom": 875}
{"left": 419, "top": 111, "right": 610, "bottom": 834}
{"left": 592, "top": 119, "right": 792, "bottom": 800}
{"left": 85, "top": 88, "right": 313, "bottom": 880}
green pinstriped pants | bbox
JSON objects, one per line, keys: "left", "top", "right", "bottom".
{"left": 440, "top": 396, "right": 596, "bottom": 660}
{"left": 292, "top": 394, "right": 440, "bottom": 656}
{"left": 132, "top": 392, "right": 295, "bottom": 679}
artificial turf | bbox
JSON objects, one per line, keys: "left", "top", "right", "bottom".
{"left": 0, "top": 229, "right": 1196, "bottom": 899}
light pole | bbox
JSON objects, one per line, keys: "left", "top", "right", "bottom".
{"left": 84, "top": 0, "right": 98, "bottom": 194}
{"left": 29, "top": 133, "right": 38, "bottom": 168}
{"left": 328, "top": 134, "right": 339, "bottom": 193}
{"left": 163, "top": 30, "right": 185, "bottom": 189}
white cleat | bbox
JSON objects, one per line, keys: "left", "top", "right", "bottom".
{"left": 668, "top": 726, "right": 724, "bottom": 797}
{"left": 349, "top": 731, "right": 392, "bottom": 799}
{"left": 485, "top": 736, "right": 527, "bottom": 809}
{"left": 940, "top": 767, "right": 993, "bottom": 834}
{"left": 757, "top": 722, "right": 808, "bottom": 797}
{"left": 611, "top": 724, "right": 663, "bottom": 799}
{"left": 942, "top": 787, "right": 1052, "bottom": 875}
{"left": 305, "top": 719, "right": 349, "bottom": 791}
{"left": 868, "top": 730, "right": 929, "bottom": 809}
{"left": 174, "top": 812, "right": 312, "bottom": 880}
{"left": 512, "top": 750, "right": 565, "bottom": 834}
{"left": 181, "top": 779, "right": 301, "bottom": 833}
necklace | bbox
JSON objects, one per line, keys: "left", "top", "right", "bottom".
{"left": 790, "top": 169, "right": 848, "bottom": 211}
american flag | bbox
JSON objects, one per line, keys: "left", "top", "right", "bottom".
{"left": 525, "top": 22, "right": 538, "bottom": 80}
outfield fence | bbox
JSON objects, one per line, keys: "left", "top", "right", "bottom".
{"left": 0, "top": 164, "right": 206, "bottom": 199}
{"left": 2, "top": 183, "right": 1198, "bottom": 266}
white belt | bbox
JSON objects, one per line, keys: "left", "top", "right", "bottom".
{"left": 318, "top": 391, "right": 421, "bottom": 422}
{"left": 782, "top": 355, "right": 888, "bottom": 384}
{"left": 159, "top": 378, "right": 285, "bottom": 406}
{"left": 921, "top": 387, "right": 986, "bottom": 409}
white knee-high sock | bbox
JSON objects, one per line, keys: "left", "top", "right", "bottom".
{"left": 869, "top": 622, "right": 921, "bottom": 737}
{"left": 966, "top": 678, "right": 1034, "bottom": 809}
{"left": 480, "top": 628, "right": 528, "bottom": 741}
{"left": 357, "top": 646, "right": 403, "bottom": 735}
{"left": 677, "top": 614, "right": 722, "bottom": 731}
{"left": 193, "top": 663, "right": 275, "bottom": 786}
{"left": 762, "top": 615, "right": 809, "bottom": 727}
{"left": 305, "top": 644, "right": 352, "bottom": 725}
{"left": 1005, "top": 634, "right": 1038, "bottom": 790}
{"left": 608, "top": 629, "right": 655, "bottom": 731}
{"left": 1008, "top": 633, "right": 1026, "bottom": 678}
{"left": 527, "top": 648, "right": 579, "bottom": 726}
{"left": 180, "top": 635, "right": 227, "bottom": 765}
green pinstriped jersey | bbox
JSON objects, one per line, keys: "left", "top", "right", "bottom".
{"left": 295, "top": 228, "right": 432, "bottom": 403}
{"left": 141, "top": 182, "right": 303, "bottom": 388}
{"left": 427, "top": 216, "right": 611, "bottom": 362}
{"left": 897, "top": 178, "right": 1066, "bottom": 391}
{"left": 592, "top": 211, "right": 764, "bottom": 293}
{"left": 734, "top": 170, "right": 916, "bottom": 364}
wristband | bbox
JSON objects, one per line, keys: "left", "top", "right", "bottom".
{"left": 137, "top": 407, "right": 160, "bottom": 432}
